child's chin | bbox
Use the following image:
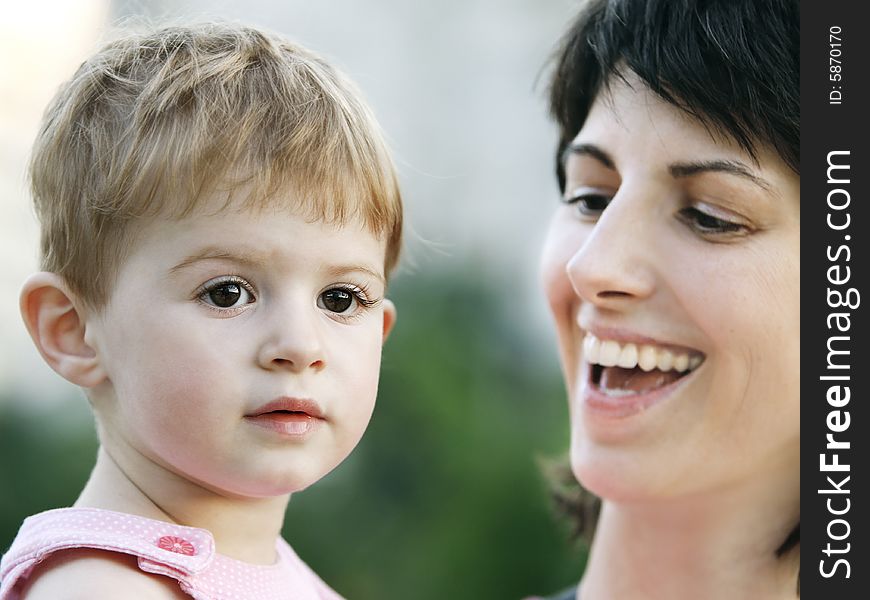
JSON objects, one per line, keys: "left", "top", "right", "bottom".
{"left": 242, "top": 480, "right": 315, "bottom": 498}
{"left": 200, "top": 474, "right": 316, "bottom": 499}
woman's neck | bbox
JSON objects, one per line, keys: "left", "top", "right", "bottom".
{"left": 578, "top": 478, "right": 799, "bottom": 600}
{"left": 75, "top": 445, "right": 291, "bottom": 565}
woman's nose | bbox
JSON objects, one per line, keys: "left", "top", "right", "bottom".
{"left": 565, "top": 192, "right": 657, "bottom": 307}
{"left": 257, "top": 305, "right": 326, "bottom": 373}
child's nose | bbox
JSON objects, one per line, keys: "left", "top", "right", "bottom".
{"left": 256, "top": 310, "right": 326, "bottom": 373}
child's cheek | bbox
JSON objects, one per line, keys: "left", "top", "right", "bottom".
{"left": 117, "top": 317, "right": 235, "bottom": 431}
{"left": 332, "top": 331, "right": 383, "bottom": 438}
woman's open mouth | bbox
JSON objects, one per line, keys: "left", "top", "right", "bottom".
{"left": 582, "top": 333, "right": 705, "bottom": 416}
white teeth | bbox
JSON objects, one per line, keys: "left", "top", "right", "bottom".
{"left": 584, "top": 334, "right": 600, "bottom": 364}
{"left": 582, "top": 333, "right": 703, "bottom": 373}
{"left": 616, "top": 343, "right": 638, "bottom": 368}
{"left": 638, "top": 345, "right": 658, "bottom": 372}
{"left": 598, "top": 387, "right": 637, "bottom": 398}
{"left": 599, "top": 340, "right": 621, "bottom": 367}
{"left": 656, "top": 350, "right": 674, "bottom": 371}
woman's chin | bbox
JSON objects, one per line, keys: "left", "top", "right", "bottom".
{"left": 570, "top": 444, "right": 667, "bottom": 503}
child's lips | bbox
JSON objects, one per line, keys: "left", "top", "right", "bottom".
{"left": 246, "top": 397, "right": 325, "bottom": 419}
{"left": 245, "top": 397, "right": 325, "bottom": 436}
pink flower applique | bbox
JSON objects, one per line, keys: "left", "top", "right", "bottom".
{"left": 157, "top": 535, "right": 196, "bottom": 556}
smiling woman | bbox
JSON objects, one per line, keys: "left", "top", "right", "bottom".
{"left": 535, "top": 1, "right": 799, "bottom": 599}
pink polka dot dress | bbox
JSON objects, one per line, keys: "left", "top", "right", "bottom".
{"left": 0, "top": 508, "right": 344, "bottom": 599}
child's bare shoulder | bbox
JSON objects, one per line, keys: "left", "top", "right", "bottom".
{"left": 20, "top": 548, "right": 190, "bottom": 600}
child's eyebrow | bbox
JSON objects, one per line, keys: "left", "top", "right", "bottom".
{"left": 169, "top": 247, "right": 267, "bottom": 274}
{"left": 323, "top": 265, "right": 386, "bottom": 286}
{"left": 168, "top": 248, "right": 386, "bottom": 285}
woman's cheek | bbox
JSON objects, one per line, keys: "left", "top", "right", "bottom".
{"left": 541, "top": 220, "right": 578, "bottom": 316}
{"left": 540, "top": 221, "right": 585, "bottom": 391}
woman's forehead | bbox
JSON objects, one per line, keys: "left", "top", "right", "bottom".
{"left": 572, "top": 75, "right": 794, "bottom": 181}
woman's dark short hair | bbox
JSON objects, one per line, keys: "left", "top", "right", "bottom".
{"left": 548, "top": 0, "right": 799, "bottom": 191}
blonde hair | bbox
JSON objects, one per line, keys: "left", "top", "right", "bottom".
{"left": 30, "top": 22, "right": 402, "bottom": 309}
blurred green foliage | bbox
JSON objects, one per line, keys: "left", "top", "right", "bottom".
{"left": 0, "top": 269, "right": 587, "bottom": 598}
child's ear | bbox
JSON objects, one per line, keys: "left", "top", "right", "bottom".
{"left": 20, "top": 272, "right": 106, "bottom": 388}
{"left": 381, "top": 298, "right": 397, "bottom": 342}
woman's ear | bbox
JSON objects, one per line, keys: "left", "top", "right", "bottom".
{"left": 381, "top": 298, "right": 397, "bottom": 342}
{"left": 20, "top": 272, "right": 106, "bottom": 388}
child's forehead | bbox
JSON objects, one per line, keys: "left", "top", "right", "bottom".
{"left": 144, "top": 202, "right": 382, "bottom": 245}
{"left": 155, "top": 180, "right": 376, "bottom": 235}
{"left": 121, "top": 207, "right": 388, "bottom": 283}
{"left": 100, "top": 178, "right": 394, "bottom": 296}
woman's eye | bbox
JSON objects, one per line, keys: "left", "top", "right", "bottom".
{"left": 564, "top": 191, "right": 612, "bottom": 217}
{"left": 678, "top": 207, "right": 747, "bottom": 235}
{"left": 200, "top": 279, "right": 255, "bottom": 309}
{"left": 318, "top": 288, "right": 357, "bottom": 314}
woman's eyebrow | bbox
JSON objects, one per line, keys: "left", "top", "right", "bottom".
{"left": 669, "top": 160, "right": 773, "bottom": 192}
{"left": 563, "top": 143, "right": 615, "bottom": 169}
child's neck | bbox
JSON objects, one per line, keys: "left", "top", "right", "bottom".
{"left": 75, "top": 446, "right": 291, "bottom": 565}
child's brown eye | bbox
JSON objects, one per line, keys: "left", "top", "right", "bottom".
{"left": 199, "top": 277, "right": 255, "bottom": 309}
{"left": 318, "top": 288, "right": 355, "bottom": 313}
{"left": 209, "top": 283, "right": 242, "bottom": 307}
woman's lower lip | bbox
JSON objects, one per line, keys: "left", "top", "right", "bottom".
{"left": 580, "top": 365, "right": 694, "bottom": 418}
{"left": 244, "top": 413, "right": 322, "bottom": 436}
